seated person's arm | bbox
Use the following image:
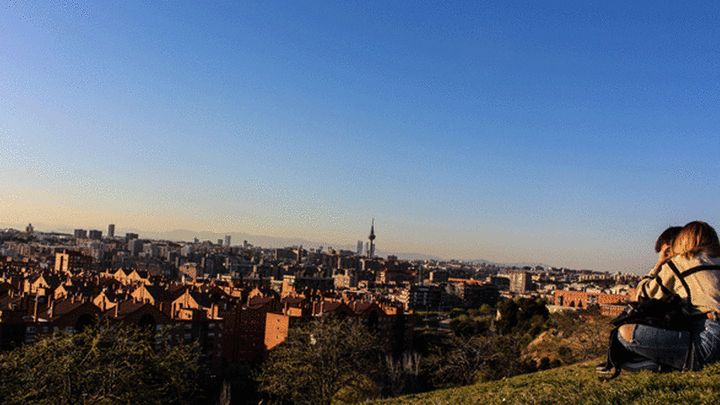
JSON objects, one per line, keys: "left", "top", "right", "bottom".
{"left": 636, "top": 263, "right": 676, "bottom": 300}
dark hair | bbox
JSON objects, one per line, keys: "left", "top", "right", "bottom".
{"left": 655, "top": 226, "right": 682, "bottom": 253}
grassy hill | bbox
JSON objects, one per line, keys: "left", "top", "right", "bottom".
{"left": 377, "top": 360, "right": 720, "bottom": 404}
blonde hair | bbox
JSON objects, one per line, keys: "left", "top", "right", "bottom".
{"left": 671, "top": 221, "right": 720, "bottom": 258}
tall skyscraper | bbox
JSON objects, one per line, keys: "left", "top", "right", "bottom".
{"left": 88, "top": 230, "right": 103, "bottom": 240}
{"left": 224, "top": 235, "right": 231, "bottom": 247}
{"left": 128, "top": 239, "right": 144, "bottom": 257}
{"left": 367, "top": 219, "right": 376, "bottom": 258}
{"left": 108, "top": 224, "right": 115, "bottom": 238}
{"left": 356, "top": 240, "right": 363, "bottom": 256}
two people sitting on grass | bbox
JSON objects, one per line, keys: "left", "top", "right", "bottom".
{"left": 611, "top": 221, "right": 720, "bottom": 373}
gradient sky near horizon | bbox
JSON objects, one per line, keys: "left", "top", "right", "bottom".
{"left": 1, "top": 2, "right": 720, "bottom": 273}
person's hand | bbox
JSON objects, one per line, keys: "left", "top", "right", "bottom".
{"left": 660, "top": 244, "right": 673, "bottom": 260}
{"left": 654, "top": 244, "right": 672, "bottom": 270}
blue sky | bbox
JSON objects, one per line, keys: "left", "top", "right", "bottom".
{"left": 1, "top": 2, "right": 719, "bottom": 272}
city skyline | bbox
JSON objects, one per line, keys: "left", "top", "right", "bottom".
{"left": 2, "top": 2, "right": 720, "bottom": 274}
{"left": 0, "top": 220, "right": 459, "bottom": 262}
{"left": 0, "top": 219, "right": 670, "bottom": 273}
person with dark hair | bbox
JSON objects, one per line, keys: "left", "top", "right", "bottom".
{"left": 655, "top": 226, "right": 682, "bottom": 253}
{"left": 649, "top": 226, "right": 682, "bottom": 274}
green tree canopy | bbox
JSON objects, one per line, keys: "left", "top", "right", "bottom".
{"left": 0, "top": 323, "right": 202, "bottom": 405}
{"left": 258, "top": 316, "right": 385, "bottom": 405}
{"left": 496, "top": 297, "right": 549, "bottom": 336}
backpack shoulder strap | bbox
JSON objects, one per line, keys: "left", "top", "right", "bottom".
{"left": 653, "top": 274, "right": 674, "bottom": 296}
{"left": 666, "top": 260, "right": 692, "bottom": 302}
{"left": 680, "top": 265, "right": 720, "bottom": 279}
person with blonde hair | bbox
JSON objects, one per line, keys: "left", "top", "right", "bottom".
{"left": 617, "top": 221, "right": 720, "bottom": 371}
